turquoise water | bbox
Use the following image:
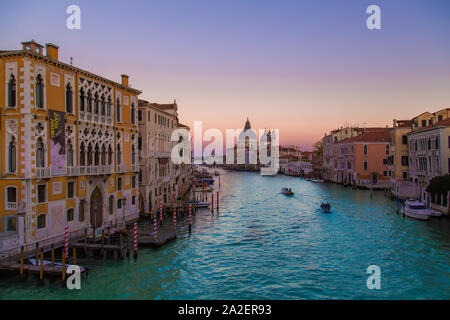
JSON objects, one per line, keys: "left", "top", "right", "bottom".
{"left": 1, "top": 170, "right": 449, "bottom": 299}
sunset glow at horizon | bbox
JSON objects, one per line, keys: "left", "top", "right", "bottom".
{"left": 2, "top": 0, "right": 450, "bottom": 150}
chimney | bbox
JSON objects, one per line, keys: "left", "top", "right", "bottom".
{"left": 121, "top": 74, "right": 129, "bottom": 87}
{"left": 393, "top": 119, "right": 397, "bottom": 128}
{"left": 45, "top": 43, "right": 59, "bottom": 60}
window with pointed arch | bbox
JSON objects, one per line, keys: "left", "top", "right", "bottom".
{"left": 101, "top": 94, "right": 106, "bottom": 116}
{"left": 8, "top": 136, "right": 17, "bottom": 173}
{"left": 108, "top": 144, "right": 113, "bottom": 165}
{"left": 116, "top": 98, "right": 121, "bottom": 122}
{"left": 107, "top": 96, "right": 111, "bottom": 117}
{"left": 94, "top": 92, "right": 99, "bottom": 114}
{"left": 116, "top": 143, "right": 122, "bottom": 165}
{"left": 36, "top": 137, "right": 45, "bottom": 168}
{"left": 94, "top": 143, "right": 100, "bottom": 166}
{"left": 79, "top": 142, "right": 85, "bottom": 166}
{"left": 8, "top": 74, "right": 16, "bottom": 108}
{"left": 101, "top": 144, "right": 107, "bottom": 166}
{"left": 35, "top": 74, "right": 44, "bottom": 109}
{"left": 79, "top": 88, "right": 85, "bottom": 112}
{"left": 66, "top": 141, "right": 74, "bottom": 167}
{"left": 87, "top": 90, "right": 92, "bottom": 113}
{"left": 87, "top": 143, "right": 93, "bottom": 165}
{"left": 66, "top": 83, "right": 73, "bottom": 113}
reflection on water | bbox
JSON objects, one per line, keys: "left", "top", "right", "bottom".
{"left": 1, "top": 170, "right": 449, "bottom": 299}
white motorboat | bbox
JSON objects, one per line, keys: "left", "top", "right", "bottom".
{"left": 404, "top": 200, "right": 431, "bottom": 220}
{"left": 311, "top": 179, "right": 324, "bottom": 183}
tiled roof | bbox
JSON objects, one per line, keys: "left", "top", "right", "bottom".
{"left": 397, "top": 120, "right": 412, "bottom": 127}
{"left": 338, "top": 129, "right": 390, "bottom": 143}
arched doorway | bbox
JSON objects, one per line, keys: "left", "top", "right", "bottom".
{"left": 90, "top": 187, "right": 103, "bottom": 228}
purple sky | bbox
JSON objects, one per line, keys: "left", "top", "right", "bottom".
{"left": 1, "top": 0, "right": 450, "bottom": 150}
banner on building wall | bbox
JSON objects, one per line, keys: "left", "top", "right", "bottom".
{"left": 49, "top": 110, "right": 66, "bottom": 176}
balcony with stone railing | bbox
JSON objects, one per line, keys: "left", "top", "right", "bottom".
{"left": 35, "top": 167, "right": 51, "bottom": 178}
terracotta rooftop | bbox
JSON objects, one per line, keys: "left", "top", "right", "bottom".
{"left": 338, "top": 129, "right": 391, "bottom": 143}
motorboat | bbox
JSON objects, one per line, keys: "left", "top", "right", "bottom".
{"left": 320, "top": 202, "right": 331, "bottom": 213}
{"left": 28, "top": 258, "right": 89, "bottom": 274}
{"left": 213, "top": 171, "right": 220, "bottom": 176}
{"left": 404, "top": 200, "right": 431, "bottom": 220}
{"left": 311, "top": 179, "right": 325, "bottom": 183}
{"left": 187, "top": 201, "right": 210, "bottom": 208}
{"left": 281, "top": 188, "right": 294, "bottom": 196}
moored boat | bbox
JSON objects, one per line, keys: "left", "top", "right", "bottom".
{"left": 404, "top": 200, "right": 431, "bottom": 220}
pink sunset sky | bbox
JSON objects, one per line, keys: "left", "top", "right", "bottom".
{"left": 2, "top": 1, "right": 450, "bottom": 150}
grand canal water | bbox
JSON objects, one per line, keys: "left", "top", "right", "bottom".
{"left": 1, "top": 169, "right": 449, "bottom": 299}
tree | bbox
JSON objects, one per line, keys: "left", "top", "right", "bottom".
{"left": 426, "top": 174, "right": 450, "bottom": 195}
{"left": 312, "top": 141, "right": 323, "bottom": 157}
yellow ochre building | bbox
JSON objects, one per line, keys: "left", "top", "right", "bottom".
{"left": 0, "top": 40, "right": 141, "bottom": 254}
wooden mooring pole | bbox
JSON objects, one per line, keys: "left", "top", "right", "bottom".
{"left": 39, "top": 248, "right": 44, "bottom": 281}
{"left": 62, "top": 250, "right": 66, "bottom": 282}
{"left": 51, "top": 244, "right": 55, "bottom": 266}
{"left": 19, "top": 246, "right": 24, "bottom": 279}
{"left": 73, "top": 247, "right": 77, "bottom": 266}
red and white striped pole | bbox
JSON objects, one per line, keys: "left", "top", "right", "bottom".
{"left": 153, "top": 214, "right": 157, "bottom": 241}
{"left": 133, "top": 222, "right": 138, "bottom": 258}
{"left": 173, "top": 208, "right": 176, "bottom": 230}
{"left": 188, "top": 203, "right": 192, "bottom": 233}
{"left": 64, "top": 225, "right": 69, "bottom": 259}
{"left": 159, "top": 201, "right": 163, "bottom": 224}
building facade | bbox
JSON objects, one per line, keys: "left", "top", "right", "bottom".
{"left": 407, "top": 118, "right": 450, "bottom": 201}
{"left": 336, "top": 129, "right": 391, "bottom": 188}
{"left": 0, "top": 41, "right": 140, "bottom": 254}
{"left": 137, "top": 99, "right": 192, "bottom": 215}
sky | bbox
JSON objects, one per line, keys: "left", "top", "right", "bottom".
{"left": 1, "top": 0, "right": 450, "bottom": 150}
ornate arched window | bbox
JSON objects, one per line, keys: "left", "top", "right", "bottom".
{"left": 94, "top": 92, "right": 99, "bottom": 114}
{"left": 66, "top": 141, "right": 74, "bottom": 167}
{"left": 101, "top": 95, "right": 105, "bottom": 116}
{"left": 87, "top": 90, "right": 92, "bottom": 113}
{"left": 8, "top": 74, "right": 16, "bottom": 107}
{"left": 101, "top": 144, "right": 107, "bottom": 166}
{"left": 87, "top": 143, "right": 93, "bottom": 165}
{"left": 116, "top": 98, "right": 121, "bottom": 122}
{"left": 107, "top": 96, "right": 111, "bottom": 117}
{"left": 36, "top": 137, "right": 45, "bottom": 168}
{"left": 94, "top": 143, "right": 100, "bottom": 166}
{"left": 79, "top": 88, "right": 85, "bottom": 111}
{"left": 66, "top": 83, "right": 73, "bottom": 113}
{"left": 35, "top": 74, "right": 44, "bottom": 109}
{"left": 116, "top": 143, "right": 121, "bottom": 165}
{"left": 108, "top": 144, "right": 113, "bottom": 165}
{"left": 8, "top": 136, "right": 17, "bottom": 173}
{"left": 79, "top": 142, "right": 85, "bottom": 166}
